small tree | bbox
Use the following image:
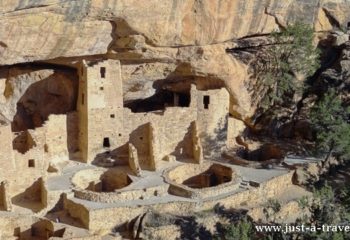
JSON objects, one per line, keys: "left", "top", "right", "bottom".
{"left": 221, "top": 217, "right": 253, "bottom": 240}
{"left": 310, "top": 89, "right": 350, "bottom": 161}
{"left": 255, "top": 22, "right": 320, "bottom": 110}
{"left": 263, "top": 199, "right": 281, "bottom": 222}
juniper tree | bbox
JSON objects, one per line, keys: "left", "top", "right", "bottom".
{"left": 256, "top": 22, "right": 320, "bottom": 110}
{"left": 310, "top": 89, "right": 350, "bottom": 161}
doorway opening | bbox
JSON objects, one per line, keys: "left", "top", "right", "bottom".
{"left": 203, "top": 95, "right": 210, "bottom": 109}
{"left": 100, "top": 67, "right": 106, "bottom": 78}
{"left": 103, "top": 137, "right": 110, "bottom": 148}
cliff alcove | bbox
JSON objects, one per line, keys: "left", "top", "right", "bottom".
{"left": 0, "top": 0, "right": 349, "bottom": 239}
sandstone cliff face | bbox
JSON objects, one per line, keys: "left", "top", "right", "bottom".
{"left": 0, "top": 66, "right": 77, "bottom": 127}
{"left": 0, "top": 0, "right": 350, "bottom": 120}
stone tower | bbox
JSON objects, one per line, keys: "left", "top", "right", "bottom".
{"left": 77, "top": 59, "right": 123, "bottom": 162}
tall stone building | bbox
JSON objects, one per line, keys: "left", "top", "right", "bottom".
{"left": 78, "top": 60, "right": 124, "bottom": 162}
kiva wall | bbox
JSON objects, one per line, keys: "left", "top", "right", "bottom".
{"left": 64, "top": 172, "right": 295, "bottom": 233}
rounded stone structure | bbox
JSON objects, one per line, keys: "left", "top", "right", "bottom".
{"left": 71, "top": 167, "right": 168, "bottom": 203}
{"left": 164, "top": 162, "right": 241, "bottom": 199}
{"left": 72, "top": 168, "right": 132, "bottom": 193}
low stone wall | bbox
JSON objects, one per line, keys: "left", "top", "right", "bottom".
{"left": 73, "top": 184, "right": 169, "bottom": 203}
{"left": 64, "top": 170, "right": 297, "bottom": 233}
{"left": 164, "top": 162, "right": 241, "bottom": 199}
{"left": 0, "top": 214, "right": 41, "bottom": 238}
{"left": 167, "top": 177, "right": 241, "bottom": 199}
{"left": 201, "top": 171, "right": 296, "bottom": 210}
{"left": 46, "top": 190, "right": 65, "bottom": 212}
{"left": 64, "top": 193, "right": 90, "bottom": 228}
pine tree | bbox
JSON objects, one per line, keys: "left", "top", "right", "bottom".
{"left": 310, "top": 89, "right": 350, "bottom": 161}
{"left": 258, "top": 22, "right": 320, "bottom": 110}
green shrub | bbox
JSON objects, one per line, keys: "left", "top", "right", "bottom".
{"left": 310, "top": 89, "right": 350, "bottom": 161}
{"left": 257, "top": 22, "right": 320, "bottom": 110}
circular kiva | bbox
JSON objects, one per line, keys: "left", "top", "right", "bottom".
{"left": 72, "top": 168, "right": 132, "bottom": 193}
{"left": 71, "top": 168, "right": 167, "bottom": 203}
{"left": 164, "top": 162, "right": 241, "bottom": 199}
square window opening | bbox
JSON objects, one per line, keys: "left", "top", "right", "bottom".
{"left": 28, "top": 159, "right": 35, "bottom": 168}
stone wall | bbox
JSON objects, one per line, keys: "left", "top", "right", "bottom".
{"left": 40, "top": 178, "right": 48, "bottom": 209}
{"left": 123, "top": 106, "right": 196, "bottom": 164}
{"left": 0, "top": 125, "right": 15, "bottom": 171}
{"left": 11, "top": 147, "right": 46, "bottom": 197}
{"left": 192, "top": 121, "right": 203, "bottom": 163}
{"left": 0, "top": 181, "right": 11, "bottom": 211}
{"left": 227, "top": 116, "right": 246, "bottom": 148}
{"left": 78, "top": 60, "right": 124, "bottom": 162}
{"left": 196, "top": 88, "right": 229, "bottom": 157}
{"left": 44, "top": 115, "right": 69, "bottom": 159}
{"left": 64, "top": 171, "right": 295, "bottom": 232}
{"left": 122, "top": 85, "right": 229, "bottom": 163}
{"left": 0, "top": 214, "right": 40, "bottom": 238}
{"left": 0, "top": 115, "right": 68, "bottom": 197}
{"left": 64, "top": 193, "right": 90, "bottom": 229}
{"left": 73, "top": 184, "right": 168, "bottom": 203}
{"left": 78, "top": 59, "right": 230, "bottom": 164}
{"left": 128, "top": 143, "right": 141, "bottom": 176}
{"left": 202, "top": 171, "right": 296, "bottom": 210}
{"left": 165, "top": 163, "right": 240, "bottom": 199}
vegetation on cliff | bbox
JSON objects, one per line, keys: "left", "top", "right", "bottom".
{"left": 217, "top": 183, "right": 350, "bottom": 240}
{"left": 257, "top": 23, "right": 320, "bottom": 111}
{"left": 310, "top": 89, "right": 350, "bottom": 162}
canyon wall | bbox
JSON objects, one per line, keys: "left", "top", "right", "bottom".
{"left": 0, "top": 0, "right": 350, "bottom": 120}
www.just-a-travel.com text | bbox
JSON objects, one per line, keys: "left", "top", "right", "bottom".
{"left": 255, "top": 224, "right": 350, "bottom": 233}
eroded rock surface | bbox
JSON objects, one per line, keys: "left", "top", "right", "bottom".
{"left": 0, "top": 0, "right": 349, "bottom": 118}
{"left": 0, "top": 1, "right": 349, "bottom": 238}
{"left": 0, "top": 66, "right": 77, "bottom": 129}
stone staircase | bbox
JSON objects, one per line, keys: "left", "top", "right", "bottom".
{"left": 239, "top": 179, "right": 250, "bottom": 190}
{"left": 239, "top": 179, "right": 260, "bottom": 190}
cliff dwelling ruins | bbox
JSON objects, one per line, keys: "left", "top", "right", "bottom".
{"left": 2, "top": 0, "right": 348, "bottom": 238}
{"left": 0, "top": 58, "right": 307, "bottom": 239}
